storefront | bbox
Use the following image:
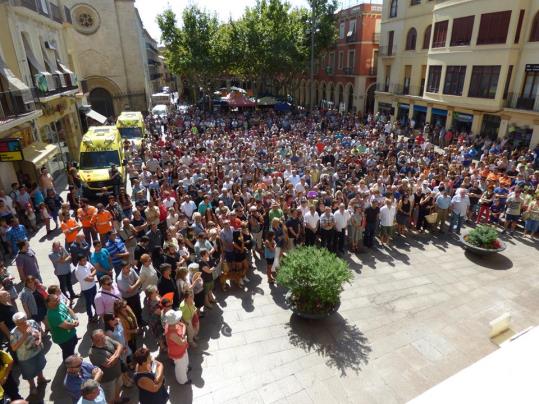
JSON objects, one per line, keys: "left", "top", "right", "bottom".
{"left": 412, "top": 105, "right": 427, "bottom": 128}
{"left": 480, "top": 114, "right": 501, "bottom": 140}
{"left": 430, "top": 108, "right": 447, "bottom": 128}
{"left": 453, "top": 112, "right": 474, "bottom": 133}
{"left": 378, "top": 102, "right": 394, "bottom": 117}
{"left": 397, "top": 103, "right": 410, "bottom": 126}
{"left": 507, "top": 124, "right": 533, "bottom": 149}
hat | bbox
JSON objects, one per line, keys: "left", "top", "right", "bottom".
{"left": 164, "top": 310, "right": 182, "bottom": 326}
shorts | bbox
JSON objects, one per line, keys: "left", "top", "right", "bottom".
{"left": 224, "top": 251, "right": 235, "bottom": 262}
{"left": 525, "top": 219, "right": 539, "bottom": 233}
{"left": 506, "top": 214, "right": 520, "bottom": 222}
{"left": 380, "top": 225, "right": 394, "bottom": 237}
{"left": 265, "top": 258, "right": 274, "bottom": 266}
{"left": 101, "top": 376, "right": 123, "bottom": 403}
{"left": 19, "top": 351, "right": 46, "bottom": 380}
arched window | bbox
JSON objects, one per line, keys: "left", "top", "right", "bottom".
{"left": 530, "top": 12, "right": 539, "bottom": 42}
{"left": 406, "top": 28, "right": 417, "bottom": 50}
{"left": 389, "top": 0, "right": 398, "bottom": 18}
{"left": 423, "top": 25, "right": 432, "bottom": 49}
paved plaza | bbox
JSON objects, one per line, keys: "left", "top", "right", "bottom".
{"left": 14, "top": 209, "right": 539, "bottom": 404}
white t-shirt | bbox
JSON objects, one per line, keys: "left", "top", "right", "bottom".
{"left": 75, "top": 262, "right": 96, "bottom": 291}
{"left": 304, "top": 211, "right": 320, "bottom": 230}
{"left": 379, "top": 205, "right": 397, "bottom": 227}
{"left": 180, "top": 201, "right": 197, "bottom": 218}
{"left": 333, "top": 209, "right": 351, "bottom": 232}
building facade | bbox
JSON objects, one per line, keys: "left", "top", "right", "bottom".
{"left": 65, "top": 0, "right": 155, "bottom": 119}
{"left": 0, "top": 0, "right": 83, "bottom": 190}
{"left": 376, "top": 0, "right": 539, "bottom": 148}
{"left": 297, "top": 2, "right": 381, "bottom": 113}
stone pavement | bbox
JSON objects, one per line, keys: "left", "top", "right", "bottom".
{"left": 11, "top": 217, "right": 539, "bottom": 403}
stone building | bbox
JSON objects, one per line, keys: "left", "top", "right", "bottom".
{"left": 65, "top": 0, "right": 156, "bottom": 119}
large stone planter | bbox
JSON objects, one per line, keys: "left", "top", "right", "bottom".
{"left": 285, "top": 291, "right": 341, "bottom": 320}
{"left": 460, "top": 234, "right": 506, "bottom": 256}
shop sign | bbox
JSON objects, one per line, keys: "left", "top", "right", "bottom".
{"left": 0, "top": 139, "right": 23, "bottom": 161}
{"left": 454, "top": 112, "right": 473, "bottom": 123}
{"left": 525, "top": 64, "right": 539, "bottom": 72}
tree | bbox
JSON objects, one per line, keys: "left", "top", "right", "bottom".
{"left": 157, "top": 7, "right": 221, "bottom": 107}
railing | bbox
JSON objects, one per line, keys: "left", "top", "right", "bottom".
{"left": 9, "top": 0, "right": 63, "bottom": 23}
{"left": 368, "top": 67, "right": 377, "bottom": 76}
{"left": 379, "top": 45, "right": 396, "bottom": 57}
{"left": 49, "top": 2, "right": 62, "bottom": 23}
{"left": 150, "top": 73, "right": 163, "bottom": 80}
{"left": 34, "top": 72, "right": 78, "bottom": 98}
{"left": 346, "top": 32, "right": 357, "bottom": 43}
{"left": 0, "top": 89, "right": 37, "bottom": 122}
{"left": 373, "top": 32, "right": 380, "bottom": 43}
{"left": 504, "top": 93, "right": 539, "bottom": 112}
{"left": 343, "top": 67, "right": 353, "bottom": 75}
{"left": 376, "top": 83, "right": 391, "bottom": 92}
{"left": 377, "top": 83, "right": 424, "bottom": 96}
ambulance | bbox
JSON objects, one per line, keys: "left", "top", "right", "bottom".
{"left": 78, "top": 126, "right": 126, "bottom": 197}
{"left": 116, "top": 111, "right": 145, "bottom": 151}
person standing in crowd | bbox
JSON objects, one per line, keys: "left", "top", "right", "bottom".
{"left": 49, "top": 241, "right": 78, "bottom": 302}
{"left": 435, "top": 188, "right": 452, "bottom": 233}
{"left": 70, "top": 234, "right": 91, "bottom": 267}
{"left": 44, "top": 189, "right": 63, "bottom": 230}
{"left": 118, "top": 218, "right": 137, "bottom": 266}
{"left": 7, "top": 217, "right": 27, "bottom": 256}
{"left": 105, "top": 230, "right": 130, "bottom": 277}
{"left": 60, "top": 213, "right": 81, "bottom": 250}
{"left": 16, "top": 240, "right": 41, "bottom": 283}
{"left": 46, "top": 293, "right": 79, "bottom": 360}
{"left": 333, "top": 203, "right": 351, "bottom": 253}
{"left": 164, "top": 310, "right": 190, "bottom": 385}
{"left": 94, "top": 275, "right": 121, "bottom": 321}
{"left": 90, "top": 240, "right": 113, "bottom": 280}
{"left": 64, "top": 355, "right": 103, "bottom": 403}
{"left": 303, "top": 204, "right": 319, "bottom": 246}
{"left": 503, "top": 188, "right": 524, "bottom": 235}
{"left": 88, "top": 329, "right": 125, "bottom": 404}
{"left": 379, "top": 198, "right": 397, "bottom": 247}
{"left": 450, "top": 188, "right": 470, "bottom": 235}
{"left": 92, "top": 204, "right": 113, "bottom": 243}
{"left": 116, "top": 262, "right": 142, "bottom": 325}
{"left": 133, "top": 347, "right": 169, "bottom": 404}
{"left": 77, "top": 199, "right": 98, "bottom": 245}
{"left": 363, "top": 200, "right": 380, "bottom": 248}
{"left": 319, "top": 206, "right": 336, "bottom": 252}
{"left": 0, "top": 348, "right": 23, "bottom": 402}
{"left": 9, "top": 312, "right": 49, "bottom": 396}
{"left": 74, "top": 255, "right": 98, "bottom": 323}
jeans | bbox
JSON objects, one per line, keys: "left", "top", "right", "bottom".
{"left": 320, "top": 228, "right": 334, "bottom": 251}
{"left": 334, "top": 229, "right": 345, "bottom": 252}
{"left": 305, "top": 228, "right": 317, "bottom": 246}
{"left": 59, "top": 335, "right": 78, "bottom": 360}
{"left": 173, "top": 352, "right": 189, "bottom": 384}
{"left": 82, "top": 226, "right": 98, "bottom": 245}
{"left": 81, "top": 285, "right": 97, "bottom": 318}
{"left": 363, "top": 222, "right": 376, "bottom": 248}
{"left": 449, "top": 212, "right": 465, "bottom": 234}
{"left": 57, "top": 273, "right": 76, "bottom": 299}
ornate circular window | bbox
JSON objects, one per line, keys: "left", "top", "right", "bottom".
{"left": 72, "top": 4, "right": 100, "bottom": 35}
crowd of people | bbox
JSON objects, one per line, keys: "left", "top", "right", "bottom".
{"left": 0, "top": 104, "right": 537, "bottom": 403}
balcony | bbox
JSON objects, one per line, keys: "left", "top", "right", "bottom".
{"left": 379, "top": 45, "right": 396, "bottom": 57}
{"left": 150, "top": 73, "right": 163, "bottom": 81}
{"left": 373, "top": 32, "right": 380, "bottom": 43}
{"left": 376, "top": 83, "right": 391, "bottom": 93}
{"left": 7, "top": 0, "right": 63, "bottom": 23}
{"left": 377, "top": 83, "right": 424, "bottom": 96}
{"left": 0, "top": 89, "right": 38, "bottom": 125}
{"left": 343, "top": 67, "right": 353, "bottom": 75}
{"left": 504, "top": 93, "right": 539, "bottom": 112}
{"left": 33, "top": 72, "right": 78, "bottom": 99}
{"left": 346, "top": 32, "right": 357, "bottom": 43}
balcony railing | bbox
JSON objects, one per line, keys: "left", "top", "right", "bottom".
{"left": 377, "top": 83, "right": 424, "bottom": 96}
{"left": 346, "top": 32, "right": 357, "bottom": 43}
{"left": 0, "top": 89, "right": 37, "bottom": 122}
{"left": 373, "top": 32, "right": 380, "bottom": 43}
{"left": 379, "top": 45, "right": 396, "bottom": 57}
{"left": 504, "top": 93, "right": 539, "bottom": 112}
{"left": 33, "top": 72, "right": 78, "bottom": 98}
{"left": 376, "top": 83, "right": 391, "bottom": 93}
{"left": 343, "top": 67, "right": 353, "bottom": 75}
{"left": 8, "top": 0, "right": 64, "bottom": 23}
{"left": 150, "top": 73, "right": 163, "bottom": 80}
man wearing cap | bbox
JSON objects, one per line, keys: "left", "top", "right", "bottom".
{"left": 164, "top": 310, "right": 190, "bottom": 385}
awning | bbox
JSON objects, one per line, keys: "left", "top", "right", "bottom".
{"left": 0, "top": 57, "right": 33, "bottom": 104}
{"left": 413, "top": 105, "right": 427, "bottom": 112}
{"left": 431, "top": 108, "right": 448, "bottom": 116}
{"left": 399, "top": 103, "right": 410, "bottom": 109}
{"left": 84, "top": 109, "right": 107, "bottom": 124}
{"left": 22, "top": 142, "right": 61, "bottom": 166}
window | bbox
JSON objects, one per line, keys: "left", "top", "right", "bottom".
{"left": 39, "top": 0, "right": 49, "bottom": 14}
{"left": 420, "top": 65, "right": 426, "bottom": 96}
{"left": 450, "top": 16, "right": 474, "bottom": 46}
{"left": 389, "top": 0, "right": 397, "bottom": 18}
{"left": 405, "top": 28, "right": 417, "bottom": 50}
{"left": 469, "top": 66, "right": 501, "bottom": 98}
{"left": 426, "top": 65, "right": 442, "bottom": 93}
{"left": 329, "top": 52, "right": 335, "bottom": 72}
{"left": 348, "top": 50, "right": 355, "bottom": 70}
{"left": 388, "top": 30, "right": 395, "bottom": 55}
{"left": 403, "top": 65, "right": 411, "bottom": 94}
{"left": 443, "top": 66, "right": 466, "bottom": 95}
{"left": 477, "top": 11, "right": 511, "bottom": 45}
{"left": 423, "top": 25, "right": 432, "bottom": 49}
{"left": 521, "top": 70, "right": 539, "bottom": 100}
{"left": 349, "top": 20, "right": 356, "bottom": 35}
{"left": 503, "top": 65, "right": 513, "bottom": 99}
{"left": 338, "top": 51, "right": 344, "bottom": 70}
{"left": 530, "top": 12, "right": 539, "bottom": 42}
{"left": 514, "top": 10, "right": 525, "bottom": 43}
{"left": 432, "top": 21, "right": 448, "bottom": 48}
{"left": 411, "top": 0, "right": 421, "bottom": 5}
{"left": 339, "top": 22, "right": 345, "bottom": 39}
{"left": 384, "top": 65, "right": 391, "bottom": 92}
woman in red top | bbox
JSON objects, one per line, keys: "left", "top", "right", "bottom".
{"left": 164, "top": 310, "right": 190, "bottom": 385}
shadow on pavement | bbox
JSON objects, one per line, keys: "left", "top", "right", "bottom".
{"left": 286, "top": 313, "right": 371, "bottom": 376}
{"left": 464, "top": 251, "right": 514, "bottom": 271}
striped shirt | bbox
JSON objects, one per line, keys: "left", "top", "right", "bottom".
{"left": 105, "top": 237, "right": 127, "bottom": 269}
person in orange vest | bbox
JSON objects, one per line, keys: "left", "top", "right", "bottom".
{"left": 60, "top": 213, "right": 82, "bottom": 249}
{"left": 77, "top": 198, "right": 98, "bottom": 245}
{"left": 92, "top": 203, "right": 113, "bottom": 243}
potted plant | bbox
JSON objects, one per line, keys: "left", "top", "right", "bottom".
{"left": 460, "top": 225, "right": 506, "bottom": 256}
{"left": 276, "top": 246, "right": 353, "bottom": 319}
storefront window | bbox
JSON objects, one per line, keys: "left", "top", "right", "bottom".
{"left": 507, "top": 125, "right": 532, "bottom": 149}
{"left": 431, "top": 108, "right": 448, "bottom": 128}
{"left": 481, "top": 114, "right": 501, "bottom": 140}
{"left": 397, "top": 104, "right": 409, "bottom": 125}
{"left": 453, "top": 112, "right": 473, "bottom": 133}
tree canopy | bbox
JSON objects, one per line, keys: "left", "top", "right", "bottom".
{"left": 157, "top": 0, "right": 336, "bottom": 101}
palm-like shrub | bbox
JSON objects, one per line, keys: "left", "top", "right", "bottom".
{"left": 277, "top": 246, "right": 353, "bottom": 314}
{"left": 465, "top": 225, "right": 501, "bottom": 249}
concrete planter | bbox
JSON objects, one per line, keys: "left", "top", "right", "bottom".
{"left": 285, "top": 291, "right": 341, "bottom": 320}
{"left": 460, "top": 234, "right": 506, "bottom": 256}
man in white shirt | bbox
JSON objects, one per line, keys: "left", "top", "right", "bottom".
{"left": 303, "top": 205, "right": 320, "bottom": 246}
{"left": 379, "top": 198, "right": 397, "bottom": 246}
{"left": 333, "top": 203, "right": 351, "bottom": 253}
{"left": 450, "top": 189, "right": 470, "bottom": 235}
{"left": 74, "top": 254, "right": 98, "bottom": 322}
{"left": 180, "top": 196, "right": 197, "bottom": 219}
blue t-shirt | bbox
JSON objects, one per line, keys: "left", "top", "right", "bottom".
{"left": 90, "top": 249, "right": 111, "bottom": 275}
{"left": 65, "top": 362, "right": 97, "bottom": 402}
{"left": 105, "top": 237, "right": 126, "bottom": 268}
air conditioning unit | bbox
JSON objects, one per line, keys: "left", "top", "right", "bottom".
{"left": 43, "top": 72, "right": 56, "bottom": 92}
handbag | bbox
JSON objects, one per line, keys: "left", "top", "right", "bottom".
{"left": 425, "top": 212, "right": 438, "bottom": 224}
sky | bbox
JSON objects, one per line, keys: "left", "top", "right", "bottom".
{"left": 135, "top": 0, "right": 382, "bottom": 42}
